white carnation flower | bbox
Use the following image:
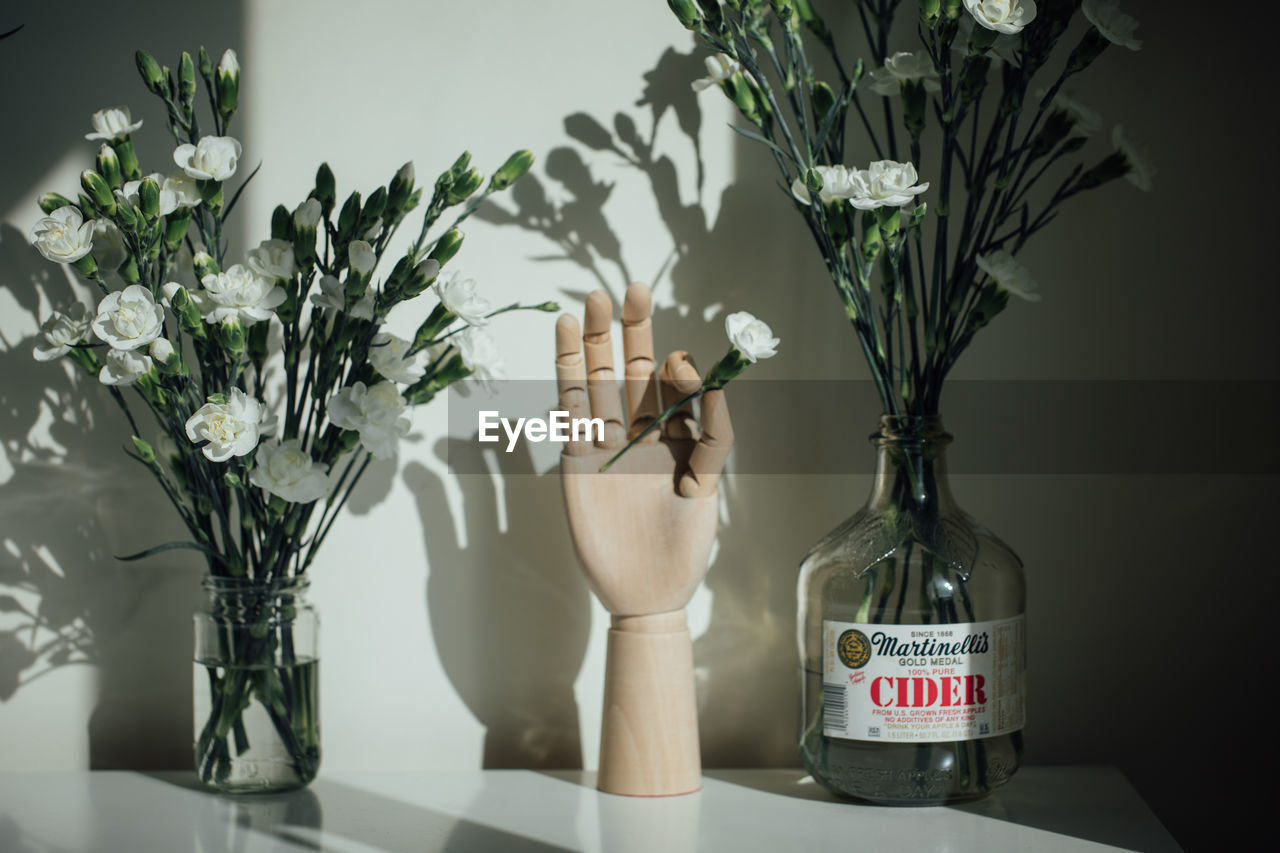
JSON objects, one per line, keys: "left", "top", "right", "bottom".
{"left": 1112, "top": 125, "right": 1154, "bottom": 191}
{"left": 724, "top": 311, "right": 780, "bottom": 363}
{"left": 1082, "top": 0, "right": 1141, "bottom": 51}
{"left": 454, "top": 327, "right": 505, "bottom": 387}
{"left": 246, "top": 239, "right": 296, "bottom": 281}
{"left": 92, "top": 285, "right": 164, "bottom": 351}
{"left": 85, "top": 106, "right": 143, "bottom": 141}
{"left": 173, "top": 135, "right": 242, "bottom": 181}
{"left": 848, "top": 160, "right": 930, "bottom": 210}
{"left": 311, "top": 274, "right": 375, "bottom": 320}
{"left": 294, "top": 198, "right": 322, "bottom": 229}
{"left": 869, "top": 52, "right": 941, "bottom": 96}
{"left": 369, "top": 333, "right": 425, "bottom": 384}
{"left": 185, "top": 388, "right": 272, "bottom": 462}
{"left": 326, "top": 381, "right": 411, "bottom": 460}
{"left": 434, "top": 272, "right": 491, "bottom": 327}
{"left": 963, "top": 0, "right": 1037, "bottom": 35}
{"left": 976, "top": 250, "right": 1040, "bottom": 301}
{"left": 790, "top": 164, "right": 863, "bottom": 205}
{"left": 30, "top": 206, "right": 95, "bottom": 264}
{"left": 163, "top": 172, "right": 203, "bottom": 208}
{"left": 32, "top": 303, "right": 93, "bottom": 362}
{"left": 691, "top": 54, "right": 741, "bottom": 92}
{"left": 249, "top": 440, "right": 331, "bottom": 504}
{"left": 348, "top": 240, "right": 376, "bottom": 276}
{"left": 99, "top": 349, "right": 153, "bottom": 386}
{"left": 198, "top": 264, "right": 286, "bottom": 324}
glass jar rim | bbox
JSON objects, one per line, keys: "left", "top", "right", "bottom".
{"left": 201, "top": 574, "right": 310, "bottom": 593}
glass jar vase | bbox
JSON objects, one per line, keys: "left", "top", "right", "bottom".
{"left": 193, "top": 575, "right": 320, "bottom": 793}
{"left": 797, "top": 415, "right": 1026, "bottom": 804}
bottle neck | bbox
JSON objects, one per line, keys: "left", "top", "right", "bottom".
{"left": 866, "top": 415, "right": 956, "bottom": 512}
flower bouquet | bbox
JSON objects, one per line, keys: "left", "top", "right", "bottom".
{"left": 668, "top": 0, "right": 1147, "bottom": 802}
{"left": 28, "top": 44, "right": 552, "bottom": 791}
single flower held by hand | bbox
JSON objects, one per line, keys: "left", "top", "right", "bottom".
{"left": 724, "top": 311, "right": 780, "bottom": 363}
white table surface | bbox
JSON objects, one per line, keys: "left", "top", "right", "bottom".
{"left": 0, "top": 767, "right": 1180, "bottom": 852}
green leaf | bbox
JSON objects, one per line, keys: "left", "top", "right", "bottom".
{"left": 115, "top": 541, "right": 224, "bottom": 565}
{"left": 727, "top": 123, "right": 796, "bottom": 167}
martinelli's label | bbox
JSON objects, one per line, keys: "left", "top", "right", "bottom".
{"left": 822, "top": 616, "right": 1025, "bottom": 743}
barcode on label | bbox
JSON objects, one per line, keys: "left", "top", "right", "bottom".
{"left": 822, "top": 683, "right": 847, "bottom": 731}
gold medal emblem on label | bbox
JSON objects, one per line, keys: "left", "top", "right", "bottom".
{"left": 836, "top": 628, "right": 871, "bottom": 669}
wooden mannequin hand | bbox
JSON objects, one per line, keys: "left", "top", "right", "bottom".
{"left": 555, "top": 283, "right": 734, "bottom": 796}
{"left": 556, "top": 283, "right": 733, "bottom": 617}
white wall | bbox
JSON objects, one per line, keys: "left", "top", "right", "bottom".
{"left": 1, "top": 3, "right": 1275, "bottom": 844}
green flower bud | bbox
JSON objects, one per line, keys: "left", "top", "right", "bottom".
{"left": 449, "top": 151, "right": 472, "bottom": 178}
{"left": 942, "top": 0, "right": 963, "bottom": 19}
{"left": 902, "top": 79, "right": 927, "bottom": 139}
{"left": 919, "top": 0, "right": 941, "bottom": 23}
{"left": 446, "top": 169, "right": 484, "bottom": 205}
{"left": 1066, "top": 27, "right": 1110, "bottom": 74}
{"left": 410, "top": 302, "right": 452, "bottom": 354}
{"left": 194, "top": 181, "right": 222, "bottom": 213}
{"left": 247, "top": 321, "right": 270, "bottom": 366}
{"left": 271, "top": 204, "right": 291, "bottom": 240}
{"left": 179, "top": 51, "right": 197, "bottom": 116}
{"left": 112, "top": 137, "right": 141, "bottom": 182}
{"left": 215, "top": 49, "right": 239, "bottom": 121}
{"left": 804, "top": 167, "right": 824, "bottom": 193}
{"left": 135, "top": 49, "right": 166, "bottom": 94}
{"left": 338, "top": 430, "right": 361, "bottom": 453}
{"left": 96, "top": 144, "right": 121, "bottom": 189}
{"left": 131, "top": 436, "right": 157, "bottom": 464}
{"left": 703, "top": 349, "right": 748, "bottom": 390}
{"left": 138, "top": 176, "right": 161, "bottom": 219}
{"left": 337, "top": 191, "right": 362, "bottom": 238}
{"left": 72, "top": 253, "right": 99, "bottom": 280}
{"left": 534, "top": 301, "right": 561, "bottom": 312}
{"left": 314, "top": 162, "right": 336, "bottom": 215}
{"left": 388, "top": 161, "right": 415, "bottom": 212}
{"left": 116, "top": 254, "right": 140, "bottom": 284}
{"left": 38, "top": 193, "right": 74, "bottom": 214}
{"left": 111, "top": 193, "right": 138, "bottom": 230}
{"left": 218, "top": 317, "right": 245, "bottom": 354}
{"left": 224, "top": 471, "right": 241, "bottom": 489}
{"left": 193, "top": 251, "right": 220, "bottom": 280}
{"left": 360, "top": 186, "right": 387, "bottom": 230}
{"left": 811, "top": 81, "right": 836, "bottom": 125}
{"left": 488, "top": 150, "right": 534, "bottom": 192}
{"left": 198, "top": 45, "right": 213, "bottom": 78}
{"left": 769, "top": 0, "right": 794, "bottom": 22}
{"left": 81, "top": 170, "right": 116, "bottom": 214}
{"left": 149, "top": 338, "right": 183, "bottom": 374}
{"left": 667, "top": 0, "right": 703, "bottom": 30}
{"left": 427, "top": 228, "right": 464, "bottom": 267}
